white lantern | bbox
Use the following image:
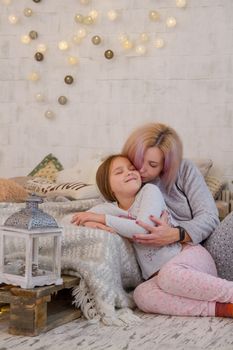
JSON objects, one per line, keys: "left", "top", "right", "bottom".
{"left": 0, "top": 195, "right": 63, "bottom": 289}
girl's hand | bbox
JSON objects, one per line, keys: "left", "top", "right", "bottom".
{"left": 83, "top": 221, "right": 116, "bottom": 233}
{"left": 133, "top": 215, "right": 178, "bottom": 247}
{"left": 71, "top": 211, "right": 105, "bottom": 226}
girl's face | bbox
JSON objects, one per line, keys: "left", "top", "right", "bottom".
{"left": 139, "top": 147, "right": 164, "bottom": 183}
{"left": 109, "top": 157, "right": 142, "bottom": 199}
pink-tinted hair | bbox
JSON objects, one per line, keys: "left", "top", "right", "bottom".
{"left": 122, "top": 123, "right": 183, "bottom": 191}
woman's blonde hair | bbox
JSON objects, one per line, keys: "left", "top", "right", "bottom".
{"left": 96, "top": 154, "right": 126, "bottom": 202}
{"left": 122, "top": 123, "right": 183, "bottom": 191}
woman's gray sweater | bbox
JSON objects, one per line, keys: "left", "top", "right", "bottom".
{"left": 152, "top": 159, "right": 220, "bottom": 245}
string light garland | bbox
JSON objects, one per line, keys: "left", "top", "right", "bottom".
{"left": 4, "top": 0, "right": 188, "bottom": 115}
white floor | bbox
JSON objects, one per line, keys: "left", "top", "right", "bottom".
{"left": 1, "top": 310, "right": 233, "bottom": 350}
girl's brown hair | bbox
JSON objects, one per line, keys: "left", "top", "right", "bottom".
{"left": 122, "top": 123, "right": 183, "bottom": 191}
{"left": 96, "top": 154, "right": 126, "bottom": 202}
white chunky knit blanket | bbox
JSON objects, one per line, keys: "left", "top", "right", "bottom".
{"left": 0, "top": 200, "right": 143, "bottom": 325}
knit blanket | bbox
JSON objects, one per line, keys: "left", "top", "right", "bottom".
{"left": 0, "top": 200, "right": 143, "bottom": 325}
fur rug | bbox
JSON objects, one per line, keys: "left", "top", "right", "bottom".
{"left": 0, "top": 200, "right": 143, "bottom": 325}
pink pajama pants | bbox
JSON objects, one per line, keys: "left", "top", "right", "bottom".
{"left": 134, "top": 244, "right": 233, "bottom": 316}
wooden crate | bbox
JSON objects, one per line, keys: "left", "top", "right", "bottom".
{"left": 0, "top": 275, "right": 81, "bottom": 336}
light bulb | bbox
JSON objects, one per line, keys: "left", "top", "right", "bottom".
{"left": 74, "top": 14, "right": 83, "bottom": 23}
{"left": 139, "top": 33, "right": 149, "bottom": 43}
{"left": 2, "top": 0, "right": 12, "bottom": 4}
{"left": 135, "top": 45, "right": 147, "bottom": 55}
{"left": 166, "top": 16, "right": 177, "bottom": 28}
{"left": 28, "top": 72, "right": 40, "bottom": 81}
{"left": 118, "top": 33, "right": 128, "bottom": 43}
{"left": 149, "top": 10, "right": 160, "bottom": 21}
{"left": 44, "top": 110, "right": 55, "bottom": 119}
{"left": 80, "top": 0, "right": 90, "bottom": 5}
{"left": 77, "top": 28, "right": 87, "bottom": 38}
{"left": 72, "top": 35, "right": 82, "bottom": 44}
{"left": 37, "top": 44, "right": 47, "bottom": 53}
{"left": 176, "top": 0, "right": 187, "bottom": 8}
{"left": 89, "top": 10, "right": 98, "bottom": 20}
{"left": 122, "top": 40, "right": 133, "bottom": 50}
{"left": 154, "top": 38, "right": 165, "bottom": 48}
{"left": 35, "top": 93, "right": 45, "bottom": 102}
{"left": 67, "top": 56, "right": 79, "bottom": 65}
{"left": 8, "top": 14, "right": 19, "bottom": 24}
{"left": 83, "top": 16, "right": 93, "bottom": 25}
{"left": 107, "top": 10, "right": 118, "bottom": 21}
{"left": 23, "top": 8, "right": 33, "bottom": 17}
{"left": 58, "top": 41, "right": 69, "bottom": 50}
{"left": 91, "top": 35, "right": 101, "bottom": 45}
{"left": 21, "top": 35, "right": 31, "bottom": 44}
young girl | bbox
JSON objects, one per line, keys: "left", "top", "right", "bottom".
{"left": 72, "top": 154, "right": 233, "bottom": 318}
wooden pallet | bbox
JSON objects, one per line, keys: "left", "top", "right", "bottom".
{"left": 0, "top": 275, "right": 81, "bottom": 336}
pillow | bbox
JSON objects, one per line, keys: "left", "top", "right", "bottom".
{"left": 191, "top": 158, "right": 213, "bottom": 177}
{"left": 56, "top": 159, "right": 102, "bottom": 184}
{"left": 26, "top": 180, "right": 100, "bottom": 200}
{"left": 205, "top": 175, "right": 225, "bottom": 200}
{"left": 0, "top": 178, "right": 29, "bottom": 203}
{"left": 28, "top": 153, "right": 64, "bottom": 182}
{"left": 10, "top": 176, "right": 33, "bottom": 188}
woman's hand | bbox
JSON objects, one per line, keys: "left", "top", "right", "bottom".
{"left": 133, "top": 214, "right": 179, "bottom": 247}
{"left": 83, "top": 221, "right": 116, "bottom": 233}
{"left": 71, "top": 211, "right": 105, "bottom": 226}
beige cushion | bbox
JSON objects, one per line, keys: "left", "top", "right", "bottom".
{"left": 191, "top": 158, "right": 213, "bottom": 177}
{"left": 0, "top": 178, "right": 29, "bottom": 203}
{"left": 26, "top": 179, "right": 99, "bottom": 200}
{"left": 56, "top": 159, "right": 102, "bottom": 184}
{"left": 205, "top": 175, "right": 225, "bottom": 200}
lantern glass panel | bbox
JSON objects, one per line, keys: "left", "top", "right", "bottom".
{"left": 3, "top": 235, "right": 26, "bottom": 276}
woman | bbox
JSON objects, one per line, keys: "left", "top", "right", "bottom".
{"left": 72, "top": 154, "right": 233, "bottom": 318}
{"left": 121, "top": 122, "right": 233, "bottom": 313}
{"left": 122, "top": 122, "right": 219, "bottom": 247}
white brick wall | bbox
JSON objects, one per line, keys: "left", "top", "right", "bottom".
{"left": 0, "top": 0, "right": 232, "bottom": 189}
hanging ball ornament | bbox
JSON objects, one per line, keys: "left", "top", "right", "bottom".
{"left": 154, "top": 38, "right": 165, "bottom": 49}
{"left": 104, "top": 50, "right": 114, "bottom": 60}
{"left": 24, "top": 8, "right": 33, "bottom": 17}
{"left": 58, "top": 41, "right": 69, "bottom": 51}
{"left": 33, "top": 0, "right": 42, "bottom": 2}
{"left": 29, "top": 30, "right": 38, "bottom": 40}
{"left": 44, "top": 110, "right": 55, "bottom": 119}
{"left": 58, "top": 96, "right": 68, "bottom": 105}
{"left": 176, "top": 0, "right": 187, "bottom": 8}
{"left": 122, "top": 39, "right": 133, "bottom": 50}
{"left": 107, "top": 10, "right": 118, "bottom": 21}
{"left": 8, "top": 14, "right": 19, "bottom": 24}
{"left": 67, "top": 56, "right": 79, "bottom": 65}
{"left": 37, "top": 43, "right": 47, "bottom": 53}
{"left": 139, "top": 32, "right": 149, "bottom": 43}
{"left": 79, "top": 0, "right": 90, "bottom": 5}
{"left": 35, "top": 92, "right": 44, "bottom": 102}
{"left": 21, "top": 35, "right": 31, "bottom": 44}
{"left": 166, "top": 16, "right": 177, "bottom": 28}
{"left": 74, "top": 13, "right": 83, "bottom": 23}
{"left": 89, "top": 10, "right": 99, "bottom": 21}
{"left": 34, "top": 52, "right": 44, "bottom": 61}
{"left": 83, "top": 16, "right": 93, "bottom": 25}
{"left": 28, "top": 72, "right": 40, "bottom": 81}
{"left": 2, "top": 0, "right": 12, "bottom": 4}
{"left": 149, "top": 10, "right": 160, "bottom": 21}
{"left": 135, "top": 45, "right": 147, "bottom": 55}
{"left": 91, "top": 35, "right": 101, "bottom": 45}
{"left": 64, "top": 75, "right": 74, "bottom": 84}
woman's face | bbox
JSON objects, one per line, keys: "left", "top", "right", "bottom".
{"left": 139, "top": 147, "right": 164, "bottom": 183}
{"left": 109, "top": 157, "right": 142, "bottom": 199}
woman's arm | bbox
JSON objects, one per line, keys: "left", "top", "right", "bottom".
{"left": 104, "top": 184, "right": 168, "bottom": 239}
{"left": 133, "top": 160, "right": 219, "bottom": 246}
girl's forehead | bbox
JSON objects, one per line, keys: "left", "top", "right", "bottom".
{"left": 111, "top": 157, "right": 132, "bottom": 169}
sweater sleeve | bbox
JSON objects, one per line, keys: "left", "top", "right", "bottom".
{"left": 176, "top": 160, "right": 220, "bottom": 244}
{"left": 105, "top": 184, "right": 167, "bottom": 238}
